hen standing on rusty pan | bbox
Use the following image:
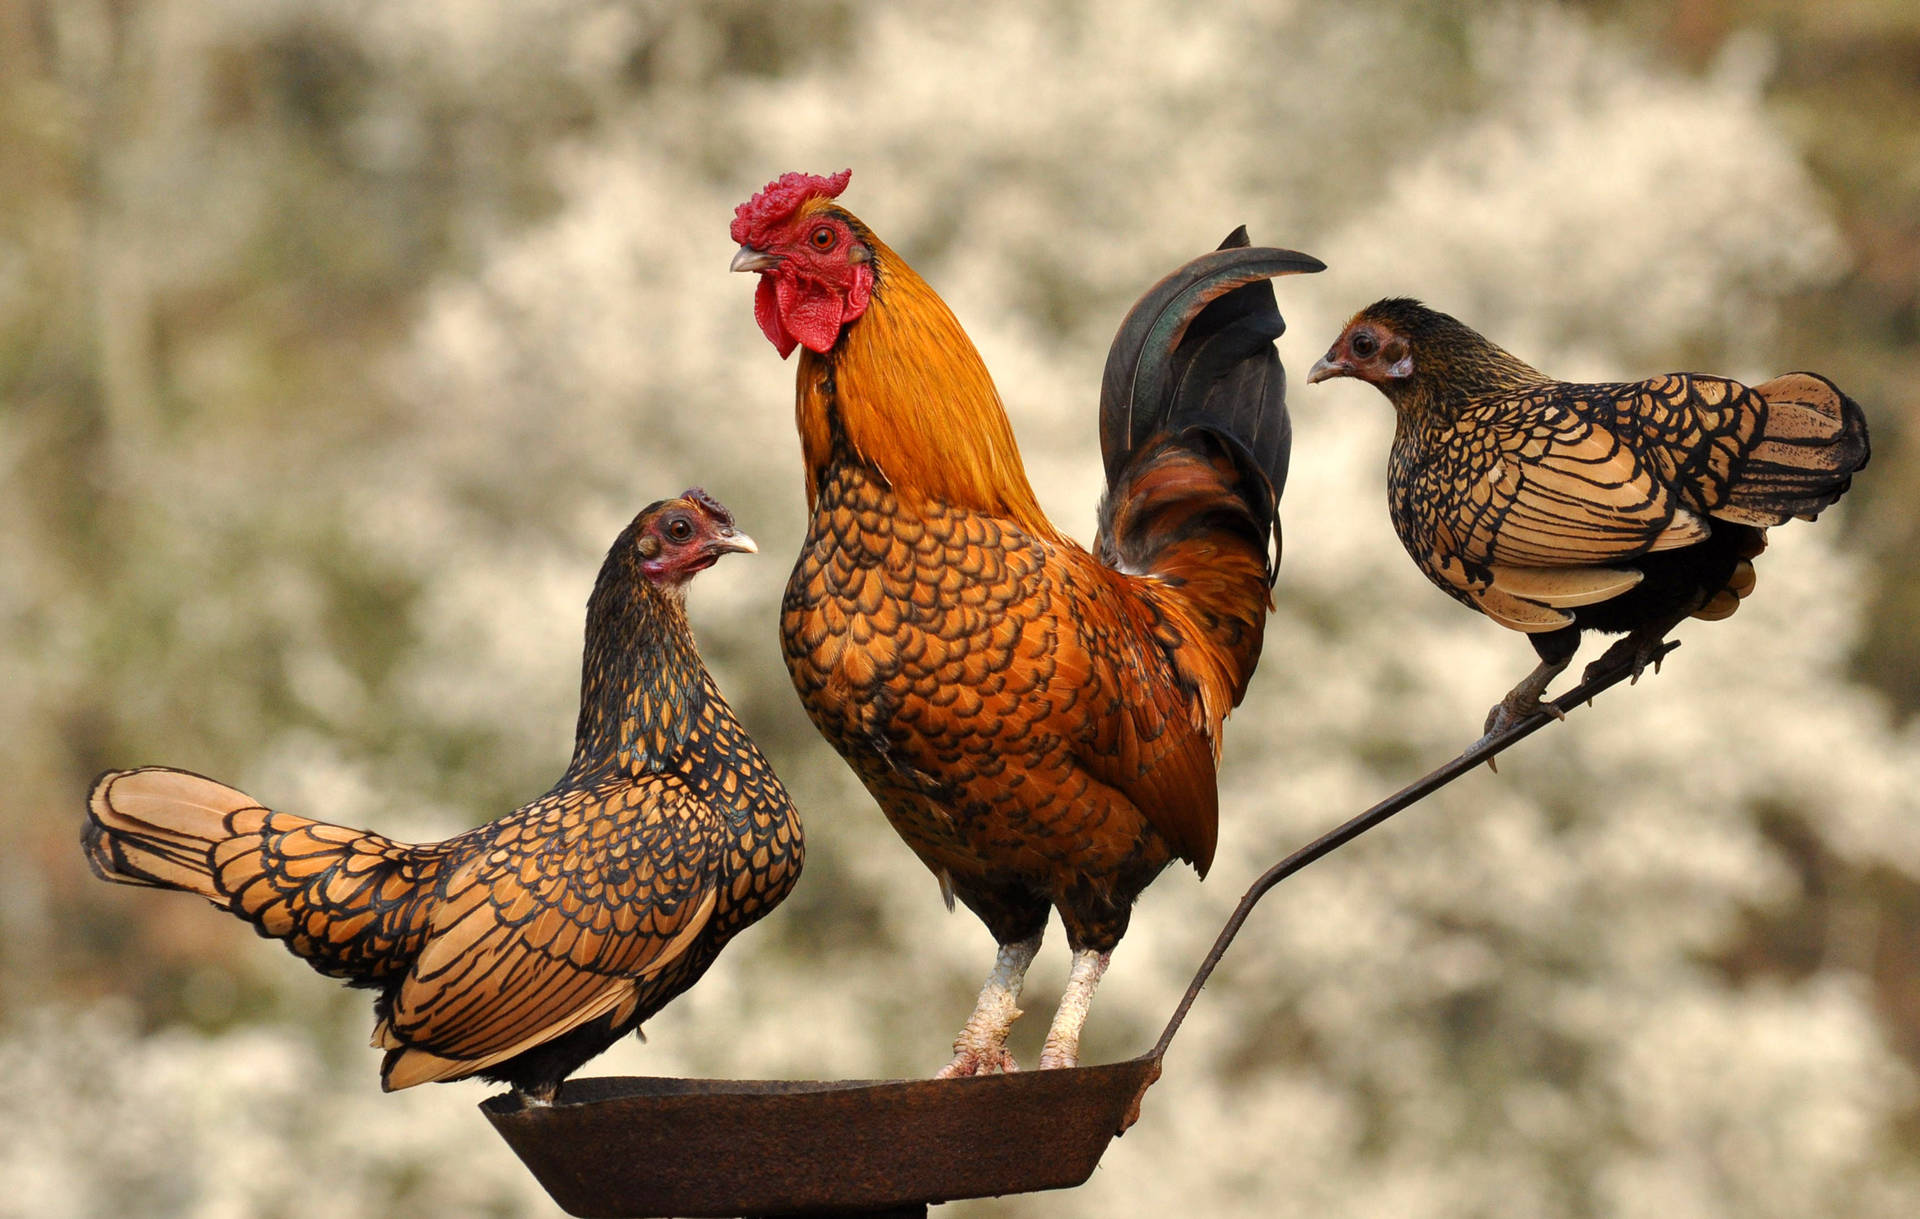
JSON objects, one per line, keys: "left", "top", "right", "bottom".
{"left": 1308, "top": 299, "right": 1869, "bottom": 737}
{"left": 82, "top": 491, "right": 801, "bottom": 1104}
{"left": 730, "top": 169, "right": 1321, "bottom": 1075}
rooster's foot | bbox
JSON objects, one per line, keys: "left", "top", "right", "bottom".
{"left": 935, "top": 1043, "right": 1020, "bottom": 1079}
{"left": 1036, "top": 948, "right": 1111, "bottom": 1071}
{"left": 935, "top": 931, "right": 1042, "bottom": 1080}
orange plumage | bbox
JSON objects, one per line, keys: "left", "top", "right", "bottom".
{"left": 733, "top": 170, "right": 1321, "bottom": 1073}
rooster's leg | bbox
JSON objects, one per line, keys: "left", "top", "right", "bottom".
{"left": 936, "top": 931, "right": 1042, "bottom": 1079}
{"left": 1037, "top": 947, "right": 1112, "bottom": 1070}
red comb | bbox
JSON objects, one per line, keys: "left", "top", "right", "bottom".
{"left": 681, "top": 487, "right": 734, "bottom": 527}
{"left": 731, "top": 169, "right": 852, "bottom": 247}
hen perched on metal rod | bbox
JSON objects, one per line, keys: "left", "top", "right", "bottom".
{"left": 1309, "top": 299, "right": 1869, "bottom": 737}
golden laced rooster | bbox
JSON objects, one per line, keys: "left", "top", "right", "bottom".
{"left": 731, "top": 169, "right": 1320, "bottom": 1075}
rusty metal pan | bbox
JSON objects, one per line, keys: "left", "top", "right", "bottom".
{"left": 484, "top": 1059, "right": 1162, "bottom": 1217}
{"left": 484, "top": 647, "right": 1671, "bottom": 1217}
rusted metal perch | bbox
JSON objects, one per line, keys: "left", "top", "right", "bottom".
{"left": 484, "top": 643, "right": 1676, "bottom": 1219}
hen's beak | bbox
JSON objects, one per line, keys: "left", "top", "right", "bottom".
{"left": 712, "top": 529, "right": 758, "bottom": 556}
{"left": 1306, "top": 353, "right": 1348, "bottom": 385}
{"left": 730, "top": 246, "right": 778, "bottom": 273}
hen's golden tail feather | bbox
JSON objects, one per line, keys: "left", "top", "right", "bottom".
{"left": 1095, "top": 231, "right": 1323, "bottom": 698}
{"left": 83, "top": 767, "right": 257, "bottom": 896}
{"left": 84, "top": 767, "right": 436, "bottom": 984}
{"left": 1717, "top": 372, "right": 1870, "bottom": 526}
{"left": 1684, "top": 372, "right": 1865, "bottom": 622}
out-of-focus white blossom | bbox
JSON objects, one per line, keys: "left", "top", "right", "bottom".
{"left": 7, "top": 2, "right": 1916, "bottom": 1218}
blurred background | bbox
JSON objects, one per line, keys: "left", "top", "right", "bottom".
{"left": 5, "top": 1, "right": 1919, "bottom": 1215}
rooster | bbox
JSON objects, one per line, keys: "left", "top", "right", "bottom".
{"left": 82, "top": 491, "right": 802, "bottom": 1103}
{"left": 1308, "top": 299, "right": 1869, "bottom": 734}
{"left": 730, "top": 169, "right": 1321, "bottom": 1075}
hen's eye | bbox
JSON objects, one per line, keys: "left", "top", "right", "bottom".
{"left": 809, "top": 225, "right": 836, "bottom": 250}
{"left": 1350, "top": 331, "right": 1379, "bottom": 359}
{"left": 666, "top": 517, "right": 694, "bottom": 542}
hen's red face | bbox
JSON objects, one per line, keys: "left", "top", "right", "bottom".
{"left": 1307, "top": 316, "right": 1414, "bottom": 388}
{"left": 730, "top": 170, "right": 874, "bottom": 358}
{"left": 636, "top": 490, "right": 757, "bottom": 586}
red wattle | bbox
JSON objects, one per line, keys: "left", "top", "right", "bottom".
{"left": 755, "top": 265, "right": 873, "bottom": 358}
{"left": 775, "top": 275, "right": 849, "bottom": 356}
{"left": 754, "top": 275, "right": 797, "bottom": 359}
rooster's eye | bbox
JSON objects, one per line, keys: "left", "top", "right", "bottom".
{"left": 809, "top": 225, "right": 836, "bottom": 250}
{"left": 1350, "top": 331, "right": 1379, "bottom": 359}
{"left": 666, "top": 517, "right": 694, "bottom": 542}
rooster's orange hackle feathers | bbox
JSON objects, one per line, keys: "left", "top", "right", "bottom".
{"left": 796, "top": 229, "right": 1056, "bottom": 539}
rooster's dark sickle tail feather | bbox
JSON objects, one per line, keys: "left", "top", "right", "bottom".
{"left": 1094, "top": 231, "right": 1324, "bottom": 712}
{"left": 1098, "top": 231, "right": 1325, "bottom": 530}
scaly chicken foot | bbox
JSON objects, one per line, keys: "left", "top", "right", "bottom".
{"left": 1477, "top": 629, "right": 1582, "bottom": 770}
{"left": 936, "top": 931, "right": 1042, "bottom": 1079}
{"left": 1038, "top": 947, "right": 1113, "bottom": 1070}
{"left": 1480, "top": 655, "right": 1572, "bottom": 740}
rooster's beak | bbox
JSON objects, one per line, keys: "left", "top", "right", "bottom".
{"left": 730, "top": 246, "right": 778, "bottom": 273}
{"left": 1306, "top": 353, "right": 1347, "bottom": 384}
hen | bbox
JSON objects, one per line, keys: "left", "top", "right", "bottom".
{"left": 730, "top": 169, "right": 1321, "bottom": 1074}
{"left": 1308, "top": 299, "right": 1869, "bottom": 734}
{"left": 82, "top": 491, "right": 801, "bottom": 1103}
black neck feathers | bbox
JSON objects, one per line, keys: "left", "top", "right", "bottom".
{"left": 567, "top": 548, "right": 704, "bottom": 782}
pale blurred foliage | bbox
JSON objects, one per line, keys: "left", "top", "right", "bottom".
{"left": 5, "top": 1, "right": 1918, "bottom": 1217}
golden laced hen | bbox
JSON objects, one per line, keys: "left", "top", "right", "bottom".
{"left": 731, "top": 168, "right": 1320, "bottom": 1075}
{"left": 83, "top": 491, "right": 801, "bottom": 1103}
{"left": 1309, "top": 299, "right": 1869, "bottom": 735}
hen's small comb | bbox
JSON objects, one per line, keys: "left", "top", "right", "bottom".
{"left": 731, "top": 169, "right": 852, "bottom": 247}
{"left": 682, "top": 487, "right": 735, "bottom": 528}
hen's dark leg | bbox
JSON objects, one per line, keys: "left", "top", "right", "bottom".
{"left": 516, "top": 1082, "right": 559, "bottom": 1108}
{"left": 1483, "top": 626, "right": 1580, "bottom": 738}
{"left": 1581, "top": 610, "right": 1686, "bottom": 687}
